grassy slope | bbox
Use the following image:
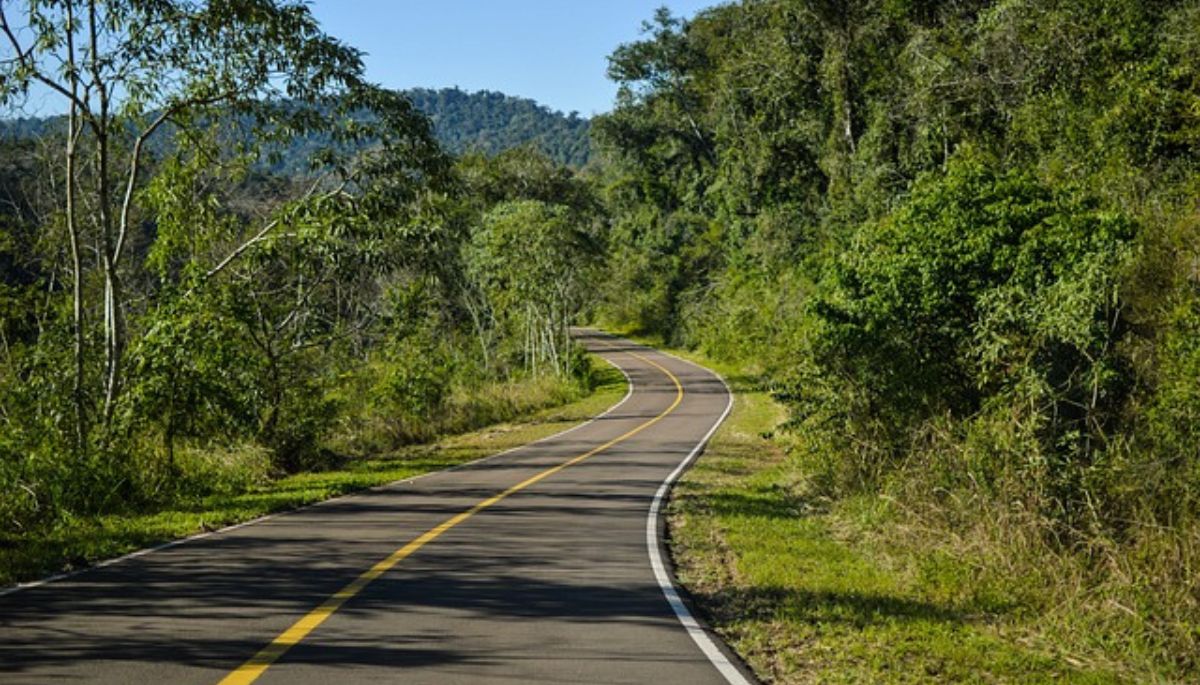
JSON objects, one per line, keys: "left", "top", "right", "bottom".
{"left": 0, "top": 362, "right": 627, "bottom": 588}
{"left": 654, "top": 346, "right": 1134, "bottom": 684}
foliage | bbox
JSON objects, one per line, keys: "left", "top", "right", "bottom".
{"left": 468, "top": 199, "right": 599, "bottom": 376}
{"left": 791, "top": 153, "right": 1135, "bottom": 487}
{"left": 406, "top": 87, "right": 591, "bottom": 167}
{"left": 0, "top": 1, "right": 601, "bottom": 545}
{"left": 595, "top": 0, "right": 1200, "bottom": 676}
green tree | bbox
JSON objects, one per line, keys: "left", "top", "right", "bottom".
{"left": 0, "top": 0, "right": 386, "bottom": 446}
{"left": 468, "top": 200, "right": 598, "bottom": 376}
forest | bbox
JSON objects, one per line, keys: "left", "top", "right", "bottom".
{"left": 1, "top": 0, "right": 1198, "bottom": 681}
{"left": 2, "top": 85, "right": 593, "bottom": 171}
{"left": 590, "top": 0, "right": 1200, "bottom": 680}
{"left": 406, "top": 87, "right": 592, "bottom": 166}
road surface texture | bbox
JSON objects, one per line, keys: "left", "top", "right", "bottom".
{"left": 0, "top": 330, "right": 755, "bottom": 684}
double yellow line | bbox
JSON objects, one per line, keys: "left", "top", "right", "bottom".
{"left": 219, "top": 350, "right": 684, "bottom": 684}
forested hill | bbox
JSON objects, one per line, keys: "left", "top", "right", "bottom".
{"left": 407, "top": 88, "right": 590, "bottom": 166}
{"left": 0, "top": 87, "right": 591, "bottom": 168}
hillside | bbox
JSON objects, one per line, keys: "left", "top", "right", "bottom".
{"left": 0, "top": 87, "right": 591, "bottom": 168}
{"left": 408, "top": 88, "right": 590, "bottom": 167}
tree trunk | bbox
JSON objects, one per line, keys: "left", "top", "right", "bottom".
{"left": 86, "top": 0, "right": 123, "bottom": 428}
{"left": 65, "top": 0, "right": 87, "bottom": 453}
{"left": 838, "top": 32, "right": 855, "bottom": 156}
{"left": 67, "top": 121, "right": 86, "bottom": 450}
{"left": 102, "top": 267, "right": 125, "bottom": 424}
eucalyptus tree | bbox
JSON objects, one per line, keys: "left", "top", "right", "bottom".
{"left": 0, "top": 0, "right": 403, "bottom": 449}
{"left": 129, "top": 92, "right": 449, "bottom": 471}
{"left": 453, "top": 147, "right": 600, "bottom": 373}
{"left": 468, "top": 200, "right": 598, "bottom": 377}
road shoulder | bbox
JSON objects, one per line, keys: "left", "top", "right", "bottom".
{"left": 655, "top": 345, "right": 1132, "bottom": 684}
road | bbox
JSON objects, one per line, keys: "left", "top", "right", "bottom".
{"left": 0, "top": 331, "right": 754, "bottom": 684}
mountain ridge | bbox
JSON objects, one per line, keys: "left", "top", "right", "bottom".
{"left": 0, "top": 86, "right": 592, "bottom": 168}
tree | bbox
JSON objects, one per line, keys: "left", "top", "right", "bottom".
{"left": 468, "top": 200, "right": 597, "bottom": 376}
{"left": 0, "top": 0, "right": 404, "bottom": 448}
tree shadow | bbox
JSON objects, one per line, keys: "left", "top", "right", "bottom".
{"left": 692, "top": 584, "right": 965, "bottom": 629}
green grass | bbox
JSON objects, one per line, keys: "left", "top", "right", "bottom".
{"left": 655, "top": 345, "right": 1136, "bottom": 684}
{"left": 0, "top": 361, "right": 627, "bottom": 588}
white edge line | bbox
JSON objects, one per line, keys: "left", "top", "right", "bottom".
{"left": 637, "top": 342, "right": 754, "bottom": 685}
{"left": 0, "top": 352, "right": 636, "bottom": 599}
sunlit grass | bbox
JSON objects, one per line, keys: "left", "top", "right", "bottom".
{"left": 658, "top": 345, "right": 1134, "bottom": 684}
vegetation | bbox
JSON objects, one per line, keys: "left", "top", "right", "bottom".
{"left": 1, "top": 87, "right": 593, "bottom": 172}
{"left": 407, "top": 87, "right": 591, "bottom": 167}
{"left": 596, "top": 1, "right": 1200, "bottom": 681}
{"left": 0, "top": 0, "right": 602, "bottom": 585}
{"left": 2, "top": 0, "right": 1198, "bottom": 680}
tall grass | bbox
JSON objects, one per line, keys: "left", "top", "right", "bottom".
{"left": 0, "top": 349, "right": 609, "bottom": 586}
{"left": 326, "top": 359, "right": 597, "bottom": 455}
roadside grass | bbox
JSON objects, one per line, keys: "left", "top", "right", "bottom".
{"left": 636, "top": 338, "right": 1136, "bottom": 684}
{"left": 0, "top": 360, "right": 627, "bottom": 588}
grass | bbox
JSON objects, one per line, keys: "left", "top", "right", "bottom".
{"left": 0, "top": 360, "right": 627, "bottom": 588}
{"left": 645, "top": 341, "right": 1139, "bottom": 684}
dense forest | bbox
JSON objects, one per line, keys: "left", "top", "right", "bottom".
{"left": 591, "top": 0, "right": 1200, "bottom": 679}
{"left": 407, "top": 88, "right": 591, "bottom": 167}
{"left": 0, "top": 87, "right": 592, "bottom": 170}
{"left": 1, "top": 0, "right": 1198, "bottom": 680}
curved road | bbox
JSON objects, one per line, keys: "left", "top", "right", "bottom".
{"left": 0, "top": 331, "right": 754, "bottom": 684}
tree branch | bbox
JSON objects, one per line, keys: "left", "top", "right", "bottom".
{"left": 196, "top": 177, "right": 345, "bottom": 287}
{"left": 114, "top": 88, "right": 245, "bottom": 263}
{"left": 0, "top": 5, "right": 91, "bottom": 114}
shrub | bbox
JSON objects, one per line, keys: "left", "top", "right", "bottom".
{"left": 784, "top": 150, "right": 1136, "bottom": 506}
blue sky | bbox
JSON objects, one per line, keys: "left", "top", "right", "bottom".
{"left": 2, "top": 1, "right": 716, "bottom": 118}
{"left": 307, "top": 0, "right": 716, "bottom": 116}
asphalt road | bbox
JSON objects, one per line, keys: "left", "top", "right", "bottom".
{"left": 0, "top": 331, "right": 753, "bottom": 684}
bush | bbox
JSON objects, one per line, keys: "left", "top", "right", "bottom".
{"left": 125, "top": 298, "right": 260, "bottom": 475}
{"left": 784, "top": 150, "right": 1137, "bottom": 506}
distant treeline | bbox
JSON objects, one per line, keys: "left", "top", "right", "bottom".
{"left": 0, "top": 87, "right": 591, "bottom": 171}
{"left": 406, "top": 88, "right": 590, "bottom": 167}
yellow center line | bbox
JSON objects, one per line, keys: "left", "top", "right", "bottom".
{"left": 218, "top": 350, "right": 684, "bottom": 685}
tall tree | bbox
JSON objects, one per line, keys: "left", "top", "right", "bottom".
{"left": 0, "top": 0, "right": 399, "bottom": 446}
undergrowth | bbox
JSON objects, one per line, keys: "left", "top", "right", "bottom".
{"left": 655, "top": 342, "right": 1193, "bottom": 683}
{"left": 0, "top": 358, "right": 626, "bottom": 588}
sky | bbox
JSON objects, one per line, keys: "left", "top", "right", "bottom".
{"left": 1, "top": 1, "right": 716, "bottom": 119}
{"left": 307, "top": 0, "right": 716, "bottom": 116}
